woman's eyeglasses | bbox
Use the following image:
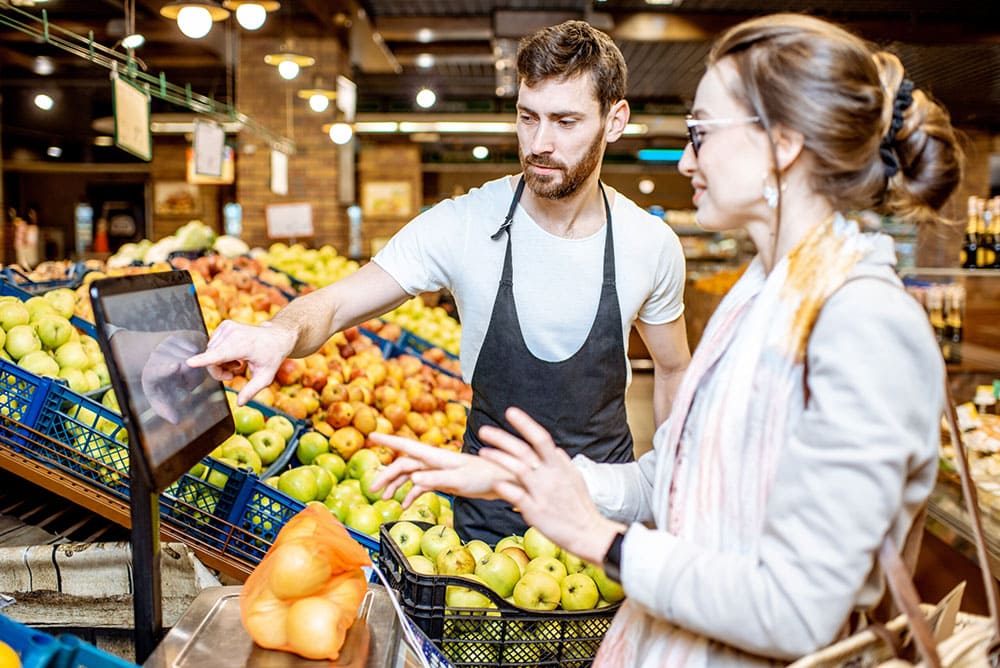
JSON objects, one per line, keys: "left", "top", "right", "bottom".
{"left": 685, "top": 115, "right": 761, "bottom": 156}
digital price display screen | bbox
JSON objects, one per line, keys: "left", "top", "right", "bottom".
{"left": 89, "top": 271, "right": 233, "bottom": 492}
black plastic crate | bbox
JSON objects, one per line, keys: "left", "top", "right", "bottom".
{"left": 380, "top": 521, "right": 619, "bottom": 667}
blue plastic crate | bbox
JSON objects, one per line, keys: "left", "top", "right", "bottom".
{"left": 0, "top": 358, "right": 54, "bottom": 430}
{"left": 359, "top": 327, "right": 403, "bottom": 359}
{"left": 0, "top": 279, "right": 98, "bottom": 339}
{"left": 160, "top": 456, "right": 247, "bottom": 553}
{"left": 0, "top": 613, "right": 136, "bottom": 668}
{"left": 221, "top": 470, "right": 380, "bottom": 567}
{"left": 1, "top": 266, "right": 82, "bottom": 294}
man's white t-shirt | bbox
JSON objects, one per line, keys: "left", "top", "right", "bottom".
{"left": 373, "top": 176, "right": 685, "bottom": 385}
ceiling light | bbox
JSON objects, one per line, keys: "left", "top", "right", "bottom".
{"left": 278, "top": 60, "right": 299, "bottom": 79}
{"left": 638, "top": 178, "right": 655, "bottom": 194}
{"left": 415, "top": 53, "right": 434, "bottom": 69}
{"left": 265, "top": 47, "right": 316, "bottom": 81}
{"left": 32, "top": 56, "right": 54, "bottom": 76}
{"left": 47, "top": 146, "right": 62, "bottom": 158}
{"left": 159, "top": 1, "right": 230, "bottom": 39}
{"left": 223, "top": 1, "right": 279, "bottom": 30}
{"left": 34, "top": 93, "right": 54, "bottom": 111}
{"left": 327, "top": 123, "right": 353, "bottom": 145}
{"left": 645, "top": 0, "right": 676, "bottom": 4}
{"left": 122, "top": 33, "right": 145, "bottom": 49}
{"left": 415, "top": 88, "right": 436, "bottom": 109}
{"left": 417, "top": 28, "right": 433, "bottom": 43}
{"left": 297, "top": 79, "right": 337, "bottom": 112}
{"left": 472, "top": 145, "right": 489, "bottom": 160}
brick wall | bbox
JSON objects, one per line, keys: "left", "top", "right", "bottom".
{"left": 236, "top": 35, "right": 350, "bottom": 251}
{"left": 358, "top": 141, "right": 423, "bottom": 256}
{"left": 150, "top": 139, "right": 222, "bottom": 241}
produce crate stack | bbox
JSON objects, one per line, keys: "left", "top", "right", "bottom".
{"left": 0, "top": 612, "right": 137, "bottom": 668}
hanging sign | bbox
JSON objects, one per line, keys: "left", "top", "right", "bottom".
{"left": 112, "top": 73, "right": 152, "bottom": 161}
{"left": 193, "top": 118, "right": 225, "bottom": 177}
{"left": 266, "top": 202, "right": 314, "bottom": 239}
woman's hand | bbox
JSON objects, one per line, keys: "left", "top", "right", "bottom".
{"left": 368, "top": 433, "right": 514, "bottom": 507}
{"left": 478, "top": 407, "right": 625, "bottom": 565}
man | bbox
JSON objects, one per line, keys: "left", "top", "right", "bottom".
{"left": 188, "top": 20, "right": 689, "bottom": 543}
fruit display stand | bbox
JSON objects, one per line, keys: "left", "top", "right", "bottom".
{"left": 1, "top": 611, "right": 137, "bottom": 668}
{"left": 0, "top": 278, "right": 99, "bottom": 339}
{"left": 1, "top": 264, "right": 86, "bottom": 295}
{"left": 0, "top": 359, "right": 378, "bottom": 582}
{"left": 379, "top": 522, "right": 619, "bottom": 667}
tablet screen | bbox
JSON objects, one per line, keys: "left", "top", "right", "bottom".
{"left": 89, "top": 271, "right": 233, "bottom": 492}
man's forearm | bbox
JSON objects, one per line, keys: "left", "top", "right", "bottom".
{"left": 652, "top": 364, "right": 685, "bottom": 427}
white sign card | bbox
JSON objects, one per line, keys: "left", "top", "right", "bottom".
{"left": 270, "top": 150, "right": 289, "bottom": 196}
{"left": 193, "top": 119, "right": 225, "bottom": 177}
{"left": 337, "top": 75, "right": 357, "bottom": 122}
{"left": 112, "top": 74, "right": 152, "bottom": 161}
{"left": 266, "top": 202, "right": 314, "bottom": 239}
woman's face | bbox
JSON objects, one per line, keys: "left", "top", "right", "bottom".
{"left": 678, "top": 60, "right": 772, "bottom": 232}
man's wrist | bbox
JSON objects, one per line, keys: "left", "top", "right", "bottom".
{"left": 579, "top": 518, "right": 627, "bottom": 566}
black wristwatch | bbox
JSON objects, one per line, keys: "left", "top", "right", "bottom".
{"left": 602, "top": 530, "right": 627, "bottom": 583}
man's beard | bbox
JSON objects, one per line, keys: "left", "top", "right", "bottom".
{"left": 520, "top": 129, "right": 605, "bottom": 200}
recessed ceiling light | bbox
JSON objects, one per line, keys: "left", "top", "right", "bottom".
{"left": 417, "top": 28, "right": 433, "bottom": 43}
{"left": 328, "top": 122, "right": 353, "bottom": 145}
{"left": 415, "top": 88, "right": 436, "bottom": 109}
{"left": 34, "top": 93, "right": 54, "bottom": 110}
{"left": 638, "top": 178, "right": 655, "bottom": 194}
{"left": 33, "top": 56, "right": 54, "bottom": 76}
{"left": 122, "top": 33, "right": 146, "bottom": 49}
{"left": 47, "top": 146, "right": 62, "bottom": 158}
{"left": 415, "top": 53, "right": 434, "bottom": 69}
{"left": 472, "top": 145, "right": 489, "bottom": 160}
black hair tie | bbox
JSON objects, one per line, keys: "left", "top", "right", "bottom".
{"left": 880, "top": 78, "right": 914, "bottom": 178}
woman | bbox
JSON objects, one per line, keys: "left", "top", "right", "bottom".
{"left": 372, "top": 13, "right": 963, "bottom": 666}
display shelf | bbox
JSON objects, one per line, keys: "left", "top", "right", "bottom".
{"left": 927, "top": 474, "right": 1000, "bottom": 580}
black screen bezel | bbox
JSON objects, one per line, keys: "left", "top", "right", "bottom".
{"left": 89, "top": 270, "right": 234, "bottom": 493}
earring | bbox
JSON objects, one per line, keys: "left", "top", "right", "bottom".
{"left": 762, "top": 175, "right": 787, "bottom": 209}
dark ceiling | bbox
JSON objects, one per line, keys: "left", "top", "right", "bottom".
{"left": 1, "top": 0, "right": 998, "bottom": 163}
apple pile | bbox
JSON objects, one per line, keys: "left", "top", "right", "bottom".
{"left": 1, "top": 291, "right": 110, "bottom": 393}
{"left": 387, "top": 523, "right": 625, "bottom": 612}
{"left": 195, "top": 396, "right": 296, "bottom": 478}
{"left": 227, "top": 326, "right": 470, "bottom": 463}
{"left": 361, "top": 319, "right": 461, "bottom": 377}
{"left": 73, "top": 263, "right": 174, "bottom": 323}
{"left": 260, "top": 243, "right": 360, "bottom": 289}
{"left": 382, "top": 297, "right": 461, "bottom": 356}
{"left": 263, "top": 439, "right": 452, "bottom": 541}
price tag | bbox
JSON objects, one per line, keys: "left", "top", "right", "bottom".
{"left": 266, "top": 202, "right": 314, "bottom": 239}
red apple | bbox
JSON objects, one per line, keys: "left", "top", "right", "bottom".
{"left": 275, "top": 358, "right": 304, "bottom": 386}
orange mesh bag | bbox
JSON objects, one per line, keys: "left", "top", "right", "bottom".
{"left": 240, "top": 504, "right": 372, "bottom": 660}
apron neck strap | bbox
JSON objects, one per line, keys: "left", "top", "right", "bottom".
{"left": 491, "top": 176, "right": 526, "bottom": 241}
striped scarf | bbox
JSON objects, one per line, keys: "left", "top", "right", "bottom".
{"left": 594, "top": 214, "right": 875, "bottom": 667}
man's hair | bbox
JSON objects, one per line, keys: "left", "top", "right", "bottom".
{"left": 516, "top": 20, "right": 627, "bottom": 115}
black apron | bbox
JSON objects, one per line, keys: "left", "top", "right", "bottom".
{"left": 454, "top": 177, "right": 634, "bottom": 544}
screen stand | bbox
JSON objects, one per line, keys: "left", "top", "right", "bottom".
{"left": 130, "top": 451, "right": 163, "bottom": 665}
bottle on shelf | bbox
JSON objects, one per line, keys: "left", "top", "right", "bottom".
{"left": 991, "top": 197, "right": 1000, "bottom": 270}
{"left": 962, "top": 195, "right": 980, "bottom": 269}
{"left": 926, "top": 285, "right": 946, "bottom": 350}
{"left": 978, "top": 197, "right": 994, "bottom": 268}
{"left": 944, "top": 284, "right": 964, "bottom": 364}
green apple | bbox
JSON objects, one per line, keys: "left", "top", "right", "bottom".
{"left": 560, "top": 550, "right": 588, "bottom": 575}
{"left": 560, "top": 572, "right": 599, "bottom": 610}
{"left": 264, "top": 476, "right": 280, "bottom": 488}
{"left": 278, "top": 467, "right": 319, "bottom": 502}
{"left": 5, "top": 324, "right": 42, "bottom": 360}
{"left": 436, "top": 545, "right": 476, "bottom": 576}
{"left": 526, "top": 556, "right": 567, "bottom": 583}
{"left": 412, "top": 491, "right": 442, "bottom": 518}
{"left": 189, "top": 461, "right": 207, "bottom": 479}
{"left": 494, "top": 535, "right": 523, "bottom": 553}
{"left": 83, "top": 369, "right": 100, "bottom": 392}
{"left": 421, "top": 525, "right": 461, "bottom": 561}
{"left": 232, "top": 405, "right": 266, "bottom": 435}
{"left": 221, "top": 437, "right": 262, "bottom": 474}
{"left": 93, "top": 362, "right": 110, "bottom": 388}
{"left": 465, "top": 539, "right": 492, "bottom": 564}
{"left": 359, "top": 467, "right": 386, "bottom": 503}
{"left": 247, "top": 428, "right": 286, "bottom": 465}
{"left": 346, "top": 448, "right": 381, "bottom": 481}
{"left": 80, "top": 336, "right": 103, "bottom": 367}
{"left": 19, "top": 350, "right": 59, "bottom": 377}
{"left": 323, "top": 495, "right": 354, "bottom": 523}
{"left": 585, "top": 564, "right": 625, "bottom": 603}
{"left": 53, "top": 340, "right": 89, "bottom": 370}
{"left": 58, "top": 366, "right": 89, "bottom": 393}
{"left": 445, "top": 574, "right": 494, "bottom": 608}
{"left": 407, "top": 554, "right": 436, "bottom": 575}
{"left": 36, "top": 315, "right": 74, "bottom": 351}
{"left": 512, "top": 570, "right": 561, "bottom": 611}
{"left": 264, "top": 414, "right": 295, "bottom": 442}
{"left": 313, "top": 452, "right": 346, "bottom": 482}
{"left": 345, "top": 503, "right": 381, "bottom": 536}
{"left": 43, "top": 288, "right": 77, "bottom": 319}
{"left": 474, "top": 551, "right": 520, "bottom": 598}
{"left": 372, "top": 498, "right": 402, "bottom": 523}
{"left": 399, "top": 504, "right": 435, "bottom": 524}
{"left": 392, "top": 480, "right": 413, "bottom": 504}
{"left": 389, "top": 521, "right": 425, "bottom": 557}
{"left": 437, "top": 507, "right": 453, "bottom": 528}
{"left": 295, "top": 430, "right": 329, "bottom": 465}
{"left": 207, "top": 460, "right": 235, "bottom": 488}
{"left": 308, "top": 465, "right": 334, "bottom": 500}
{"left": 24, "top": 296, "right": 56, "bottom": 322}
{"left": 338, "top": 478, "right": 362, "bottom": 495}
{"left": 0, "top": 301, "right": 30, "bottom": 331}
{"left": 523, "top": 526, "right": 560, "bottom": 560}
{"left": 102, "top": 388, "right": 120, "bottom": 412}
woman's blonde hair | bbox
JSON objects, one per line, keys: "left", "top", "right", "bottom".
{"left": 709, "top": 13, "right": 963, "bottom": 226}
